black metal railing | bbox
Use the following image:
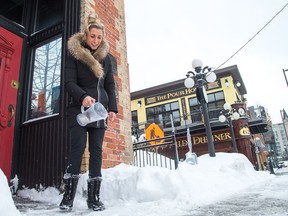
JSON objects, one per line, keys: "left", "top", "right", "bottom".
{"left": 133, "top": 135, "right": 179, "bottom": 170}
{"left": 132, "top": 106, "right": 270, "bottom": 169}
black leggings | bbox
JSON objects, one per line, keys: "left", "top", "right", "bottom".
{"left": 66, "top": 126, "right": 105, "bottom": 178}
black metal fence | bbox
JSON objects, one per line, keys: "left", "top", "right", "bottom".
{"left": 132, "top": 105, "right": 269, "bottom": 170}
{"left": 133, "top": 133, "right": 179, "bottom": 170}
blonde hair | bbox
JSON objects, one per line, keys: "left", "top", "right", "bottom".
{"left": 84, "top": 15, "right": 105, "bottom": 36}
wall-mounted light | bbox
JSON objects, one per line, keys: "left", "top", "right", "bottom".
{"left": 235, "top": 81, "right": 241, "bottom": 87}
{"left": 225, "top": 79, "right": 229, "bottom": 87}
{"left": 137, "top": 100, "right": 142, "bottom": 107}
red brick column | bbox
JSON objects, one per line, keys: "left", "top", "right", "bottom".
{"left": 80, "top": 0, "right": 133, "bottom": 169}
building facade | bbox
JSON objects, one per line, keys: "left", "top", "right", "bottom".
{"left": 131, "top": 65, "right": 266, "bottom": 166}
{"left": 272, "top": 123, "right": 288, "bottom": 159}
{"left": 0, "top": 0, "right": 132, "bottom": 188}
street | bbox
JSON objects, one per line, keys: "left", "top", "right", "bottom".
{"left": 186, "top": 171, "right": 288, "bottom": 216}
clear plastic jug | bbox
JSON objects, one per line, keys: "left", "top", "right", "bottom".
{"left": 76, "top": 102, "right": 108, "bottom": 126}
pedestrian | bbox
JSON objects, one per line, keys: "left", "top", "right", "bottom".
{"left": 59, "top": 14, "right": 118, "bottom": 211}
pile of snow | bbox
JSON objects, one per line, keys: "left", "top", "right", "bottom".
{"left": 1, "top": 153, "right": 275, "bottom": 215}
{"left": 0, "top": 169, "right": 21, "bottom": 215}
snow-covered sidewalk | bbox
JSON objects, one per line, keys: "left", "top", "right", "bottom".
{"left": 1, "top": 153, "right": 288, "bottom": 215}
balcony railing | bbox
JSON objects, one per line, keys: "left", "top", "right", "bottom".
{"left": 247, "top": 106, "right": 268, "bottom": 134}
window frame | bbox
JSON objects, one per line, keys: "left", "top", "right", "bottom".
{"left": 26, "top": 34, "right": 63, "bottom": 121}
{"left": 146, "top": 101, "right": 181, "bottom": 128}
{"left": 188, "top": 91, "right": 225, "bottom": 123}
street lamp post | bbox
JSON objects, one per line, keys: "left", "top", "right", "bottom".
{"left": 219, "top": 103, "right": 243, "bottom": 153}
{"left": 184, "top": 59, "right": 217, "bottom": 157}
{"left": 268, "top": 151, "right": 275, "bottom": 174}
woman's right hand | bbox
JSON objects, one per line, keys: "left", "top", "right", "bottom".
{"left": 82, "top": 96, "right": 95, "bottom": 107}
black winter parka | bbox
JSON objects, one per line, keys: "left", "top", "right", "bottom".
{"left": 65, "top": 33, "right": 118, "bottom": 128}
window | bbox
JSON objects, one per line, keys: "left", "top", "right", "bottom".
{"left": 30, "top": 37, "right": 62, "bottom": 119}
{"left": 132, "top": 110, "right": 138, "bottom": 126}
{"left": 215, "top": 91, "right": 225, "bottom": 101}
{"left": 188, "top": 97, "right": 201, "bottom": 123}
{"left": 207, "top": 91, "right": 225, "bottom": 119}
{"left": 1, "top": 0, "right": 64, "bottom": 31}
{"left": 35, "top": 0, "right": 64, "bottom": 31}
{"left": 0, "top": 0, "right": 25, "bottom": 25}
{"left": 146, "top": 102, "right": 180, "bottom": 128}
{"left": 189, "top": 91, "right": 225, "bottom": 122}
{"left": 131, "top": 110, "right": 140, "bottom": 138}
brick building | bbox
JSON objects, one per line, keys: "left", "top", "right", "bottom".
{"left": 0, "top": 0, "right": 132, "bottom": 188}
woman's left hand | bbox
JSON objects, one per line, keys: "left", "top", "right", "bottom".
{"left": 108, "top": 112, "right": 116, "bottom": 122}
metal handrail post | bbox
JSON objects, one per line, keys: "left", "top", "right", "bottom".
{"left": 170, "top": 114, "right": 179, "bottom": 169}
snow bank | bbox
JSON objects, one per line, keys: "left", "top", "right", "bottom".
{"left": 15, "top": 153, "right": 275, "bottom": 214}
{"left": 0, "top": 169, "right": 21, "bottom": 216}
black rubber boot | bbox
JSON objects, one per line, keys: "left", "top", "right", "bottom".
{"left": 87, "top": 177, "right": 105, "bottom": 211}
{"left": 59, "top": 174, "right": 79, "bottom": 211}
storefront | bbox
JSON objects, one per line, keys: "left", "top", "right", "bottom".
{"left": 0, "top": 0, "right": 131, "bottom": 188}
{"left": 131, "top": 66, "right": 258, "bottom": 165}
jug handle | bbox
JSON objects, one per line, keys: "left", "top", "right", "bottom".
{"left": 81, "top": 105, "right": 85, "bottom": 113}
{"left": 81, "top": 103, "right": 96, "bottom": 113}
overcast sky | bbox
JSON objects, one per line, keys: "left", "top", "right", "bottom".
{"left": 124, "top": 0, "right": 288, "bottom": 124}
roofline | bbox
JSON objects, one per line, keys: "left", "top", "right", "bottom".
{"left": 131, "top": 64, "right": 247, "bottom": 99}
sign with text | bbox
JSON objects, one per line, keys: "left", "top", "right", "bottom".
{"left": 176, "top": 129, "right": 232, "bottom": 148}
{"left": 145, "top": 81, "right": 221, "bottom": 105}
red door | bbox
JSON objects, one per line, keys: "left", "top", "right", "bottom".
{"left": 0, "top": 27, "right": 23, "bottom": 181}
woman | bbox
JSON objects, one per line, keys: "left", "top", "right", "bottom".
{"left": 59, "top": 15, "right": 118, "bottom": 211}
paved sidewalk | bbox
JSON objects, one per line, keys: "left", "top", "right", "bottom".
{"left": 186, "top": 172, "right": 288, "bottom": 216}
{"left": 14, "top": 196, "right": 59, "bottom": 215}
{"left": 14, "top": 171, "right": 288, "bottom": 216}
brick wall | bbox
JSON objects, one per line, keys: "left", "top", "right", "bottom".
{"left": 80, "top": 0, "right": 133, "bottom": 171}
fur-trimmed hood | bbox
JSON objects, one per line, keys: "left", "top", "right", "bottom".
{"left": 67, "top": 32, "right": 110, "bottom": 78}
